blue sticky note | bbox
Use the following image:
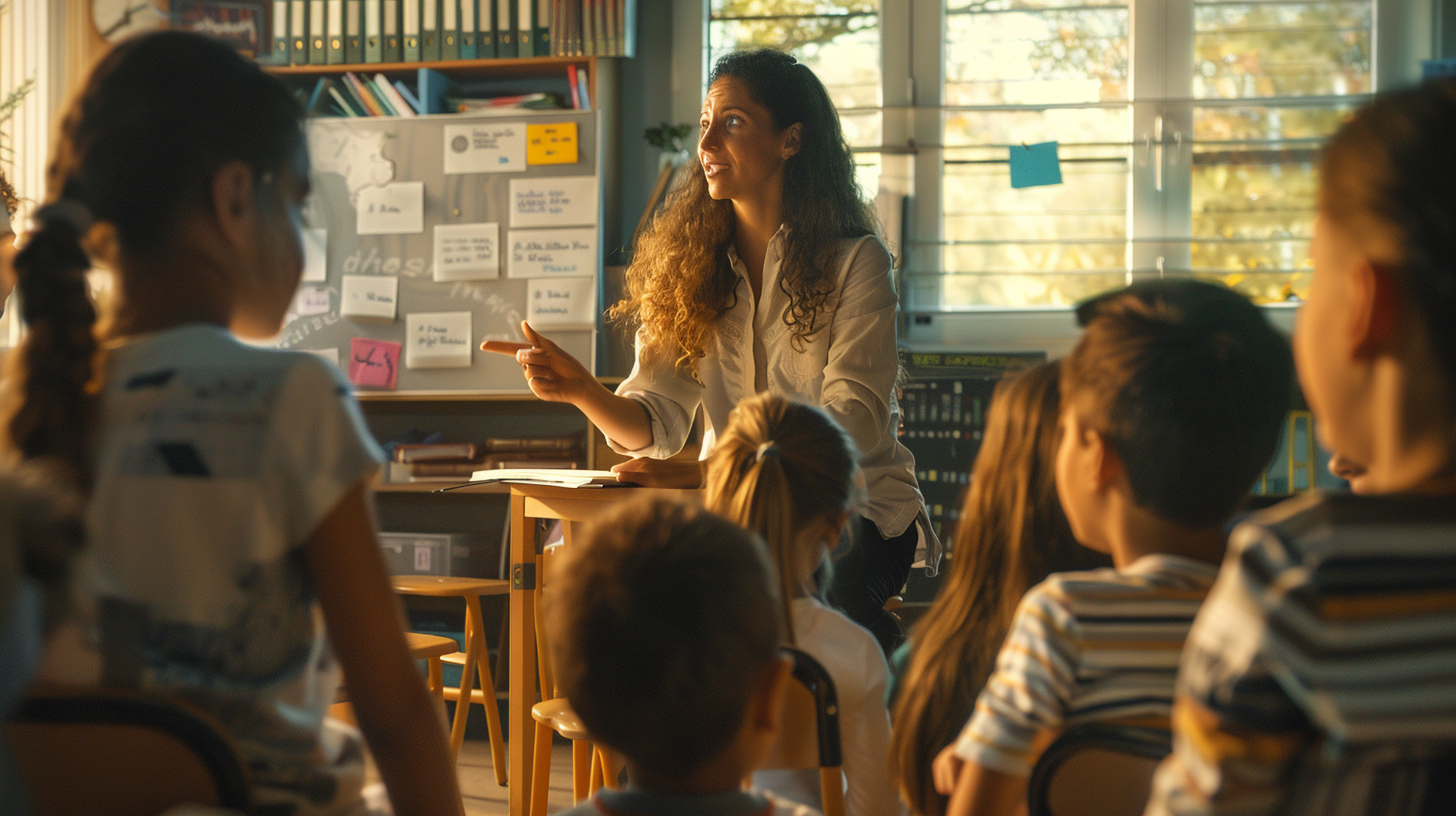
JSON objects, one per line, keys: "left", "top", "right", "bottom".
{"left": 1009, "top": 141, "right": 1063, "bottom": 189}
{"left": 1423, "top": 59, "right": 1456, "bottom": 80}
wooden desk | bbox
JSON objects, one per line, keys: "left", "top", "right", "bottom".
{"left": 503, "top": 484, "right": 698, "bottom": 815}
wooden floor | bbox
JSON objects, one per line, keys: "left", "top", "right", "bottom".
{"left": 369, "top": 738, "right": 583, "bottom": 815}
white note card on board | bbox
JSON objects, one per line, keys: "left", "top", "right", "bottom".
{"left": 302, "top": 227, "right": 328, "bottom": 281}
{"left": 443, "top": 123, "right": 527, "bottom": 174}
{"left": 340, "top": 274, "right": 398, "bottom": 321}
{"left": 406, "top": 311, "right": 473, "bottom": 369}
{"left": 433, "top": 222, "right": 500, "bottom": 281}
{"left": 527, "top": 276, "right": 596, "bottom": 327}
{"left": 357, "top": 181, "right": 424, "bottom": 235}
{"left": 508, "top": 228, "right": 596, "bottom": 278}
{"left": 509, "top": 176, "right": 597, "bottom": 228}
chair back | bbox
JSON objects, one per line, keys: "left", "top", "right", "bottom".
{"left": 1027, "top": 725, "right": 1171, "bottom": 816}
{"left": 755, "top": 646, "right": 845, "bottom": 816}
{"left": 7, "top": 687, "right": 251, "bottom": 815}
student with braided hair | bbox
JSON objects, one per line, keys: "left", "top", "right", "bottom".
{"left": 4, "top": 31, "right": 459, "bottom": 815}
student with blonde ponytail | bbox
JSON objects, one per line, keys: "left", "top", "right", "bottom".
{"left": 704, "top": 393, "right": 907, "bottom": 816}
{"left": 5, "top": 32, "right": 460, "bottom": 815}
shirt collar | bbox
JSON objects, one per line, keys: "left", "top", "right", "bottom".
{"left": 724, "top": 224, "right": 791, "bottom": 281}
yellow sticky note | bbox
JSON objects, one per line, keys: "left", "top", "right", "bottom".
{"left": 526, "top": 122, "right": 580, "bottom": 166}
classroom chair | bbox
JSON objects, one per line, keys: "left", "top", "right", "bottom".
{"left": 1026, "top": 724, "right": 1172, "bottom": 816}
{"left": 527, "top": 536, "right": 622, "bottom": 816}
{"left": 7, "top": 686, "right": 251, "bottom": 815}
{"left": 754, "top": 646, "right": 846, "bottom": 816}
{"left": 392, "top": 575, "right": 510, "bottom": 783}
{"left": 331, "top": 631, "right": 461, "bottom": 723}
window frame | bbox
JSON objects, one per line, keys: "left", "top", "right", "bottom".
{"left": 702, "top": 0, "right": 1431, "bottom": 347}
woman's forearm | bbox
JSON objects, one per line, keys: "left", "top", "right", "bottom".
{"left": 577, "top": 382, "right": 655, "bottom": 452}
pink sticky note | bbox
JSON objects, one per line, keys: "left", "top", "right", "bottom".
{"left": 348, "top": 337, "right": 401, "bottom": 390}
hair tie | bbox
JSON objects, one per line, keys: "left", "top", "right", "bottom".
{"left": 33, "top": 200, "right": 94, "bottom": 236}
{"left": 755, "top": 441, "right": 779, "bottom": 463}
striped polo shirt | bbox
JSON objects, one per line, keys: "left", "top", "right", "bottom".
{"left": 952, "top": 554, "right": 1218, "bottom": 776}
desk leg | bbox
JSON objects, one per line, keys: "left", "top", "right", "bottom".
{"left": 509, "top": 493, "right": 537, "bottom": 816}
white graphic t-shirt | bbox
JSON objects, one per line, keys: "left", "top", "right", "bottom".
{"left": 84, "top": 323, "right": 383, "bottom": 815}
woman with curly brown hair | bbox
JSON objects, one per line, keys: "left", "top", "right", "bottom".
{"left": 485, "top": 49, "right": 930, "bottom": 652}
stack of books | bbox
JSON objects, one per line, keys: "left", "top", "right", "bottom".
{"left": 305, "top": 67, "right": 580, "bottom": 116}
{"left": 390, "top": 433, "right": 585, "bottom": 481}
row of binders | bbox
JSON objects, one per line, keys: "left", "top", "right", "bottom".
{"left": 267, "top": 0, "right": 634, "bottom": 66}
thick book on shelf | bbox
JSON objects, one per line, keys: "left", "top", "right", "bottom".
{"left": 326, "top": 0, "right": 345, "bottom": 63}
{"left": 403, "top": 0, "right": 421, "bottom": 61}
{"left": 270, "top": 1, "right": 291, "bottom": 64}
{"left": 344, "top": 0, "right": 362, "bottom": 62}
{"left": 290, "top": 0, "right": 309, "bottom": 63}
{"left": 442, "top": 0, "right": 460, "bottom": 60}
{"left": 517, "top": 0, "right": 531, "bottom": 57}
{"left": 421, "top": 0, "right": 440, "bottom": 61}
{"left": 309, "top": 0, "right": 327, "bottom": 64}
{"left": 533, "top": 0, "right": 549, "bottom": 55}
{"left": 364, "top": 0, "right": 382, "bottom": 61}
{"left": 383, "top": 0, "right": 402, "bottom": 61}
{"left": 459, "top": 0, "right": 477, "bottom": 58}
{"left": 480, "top": 0, "right": 496, "bottom": 56}
{"left": 498, "top": 0, "right": 515, "bottom": 51}
{"left": 418, "top": 67, "right": 455, "bottom": 113}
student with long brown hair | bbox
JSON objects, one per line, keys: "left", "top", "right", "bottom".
{"left": 485, "top": 49, "right": 932, "bottom": 652}
{"left": 889, "top": 361, "right": 1108, "bottom": 816}
{"left": 704, "top": 392, "right": 905, "bottom": 816}
{"left": 5, "top": 32, "right": 459, "bottom": 815}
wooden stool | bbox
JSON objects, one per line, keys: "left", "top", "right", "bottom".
{"left": 331, "top": 632, "right": 462, "bottom": 725}
{"left": 393, "top": 576, "right": 511, "bottom": 784}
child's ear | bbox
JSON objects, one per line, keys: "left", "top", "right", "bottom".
{"left": 1090, "top": 429, "right": 1124, "bottom": 490}
{"left": 749, "top": 655, "right": 794, "bottom": 734}
{"left": 210, "top": 160, "right": 257, "bottom": 249}
{"left": 1351, "top": 259, "right": 1403, "bottom": 358}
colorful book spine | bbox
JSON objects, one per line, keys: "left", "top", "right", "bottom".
{"left": 375, "top": 73, "right": 417, "bottom": 116}
{"left": 498, "top": 0, "right": 514, "bottom": 51}
{"left": 328, "top": 85, "right": 365, "bottom": 116}
{"left": 517, "top": 0, "right": 530, "bottom": 57}
{"left": 533, "top": 0, "right": 548, "bottom": 55}
{"left": 566, "top": 63, "right": 580, "bottom": 109}
{"left": 480, "top": 0, "right": 495, "bottom": 57}
{"left": 393, "top": 80, "right": 425, "bottom": 114}
{"left": 576, "top": 61, "right": 590, "bottom": 110}
{"left": 343, "top": 72, "right": 385, "bottom": 114}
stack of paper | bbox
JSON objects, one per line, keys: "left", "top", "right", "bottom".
{"left": 468, "top": 468, "right": 622, "bottom": 488}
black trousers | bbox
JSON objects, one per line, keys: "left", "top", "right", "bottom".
{"left": 824, "top": 516, "right": 919, "bottom": 656}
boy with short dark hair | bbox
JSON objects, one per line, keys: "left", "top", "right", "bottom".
{"left": 938, "top": 279, "right": 1293, "bottom": 816}
{"left": 550, "top": 496, "right": 819, "bottom": 816}
{"left": 1147, "top": 81, "right": 1456, "bottom": 816}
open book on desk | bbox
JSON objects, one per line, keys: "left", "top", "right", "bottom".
{"left": 455, "top": 468, "right": 627, "bottom": 489}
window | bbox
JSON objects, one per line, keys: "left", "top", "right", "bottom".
{"left": 704, "top": 0, "right": 1388, "bottom": 311}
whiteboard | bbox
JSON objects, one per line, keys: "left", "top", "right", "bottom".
{"left": 273, "top": 111, "right": 600, "bottom": 393}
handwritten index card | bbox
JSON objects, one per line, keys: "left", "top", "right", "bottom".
{"left": 348, "top": 337, "right": 401, "bottom": 389}
{"left": 406, "top": 311, "right": 473, "bottom": 369}
{"left": 509, "top": 176, "right": 597, "bottom": 228}
{"left": 433, "top": 222, "right": 500, "bottom": 282}
{"left": 508, "top": 228, "right": 597, "bottom": 278}
{"left": 357, "top": 181, "right": 425, "bottom": 235}
{"left": 526, "top": 122, "right": 580, "bottom": 165}
{"left": 340, "top": 274, "right": 398, "bottom": 321}
{"left": 293, "top": 285, "right": 331, "bottom": 316}
{"left": 527, "top": 276, "right": 596, "bottom": 327}
{"left": 302, "top": 227, "right": 328, "bottom": 281}
{"left": 443, "top": 123, "right": 527, "bottom": 174}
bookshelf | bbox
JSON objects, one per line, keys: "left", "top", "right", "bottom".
{"left": 266, "top": 55, "right": 602, "bottom": 101}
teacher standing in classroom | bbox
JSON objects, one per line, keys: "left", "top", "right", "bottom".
{"left": 485, "top": 49, "right": 932, "bottom": 652}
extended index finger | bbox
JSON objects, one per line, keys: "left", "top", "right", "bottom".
{"left": 480, "top": 340, "right": 534, "bottom": 354}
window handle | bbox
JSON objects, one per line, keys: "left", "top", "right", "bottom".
{"left": 1154, "top": 115, "right": 1164, "bottom": 193}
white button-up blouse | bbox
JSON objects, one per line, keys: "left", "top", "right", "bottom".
{"left": 609, "top": 230, "right": 933, "bottom": 558}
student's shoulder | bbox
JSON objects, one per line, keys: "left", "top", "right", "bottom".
{"left": 838, "top": 233, "right": 893, "bottom": 276}
{"left": 793, "top": 598, "right": 883, "bottom": 660}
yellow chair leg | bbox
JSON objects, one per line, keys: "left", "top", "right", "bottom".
{"left": 529, "top": 722, "right": 553, "bottom": 816}
{"left": 589, "top": 748, "right": 603, "bottom": 794}
{"left": 449, "top": 624, "right": 484, "bottom": 763}
{"left": 598, "top": 746, "right": 622, "bottom": 791}
{"left": 469, "top": 596, "right": 508, "bottom": 786}
{"left": 427, "top": 657, "right": 445, "bottom": 717}
{"left": 572, "top": 739, "right": 592, "bottom": 803}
